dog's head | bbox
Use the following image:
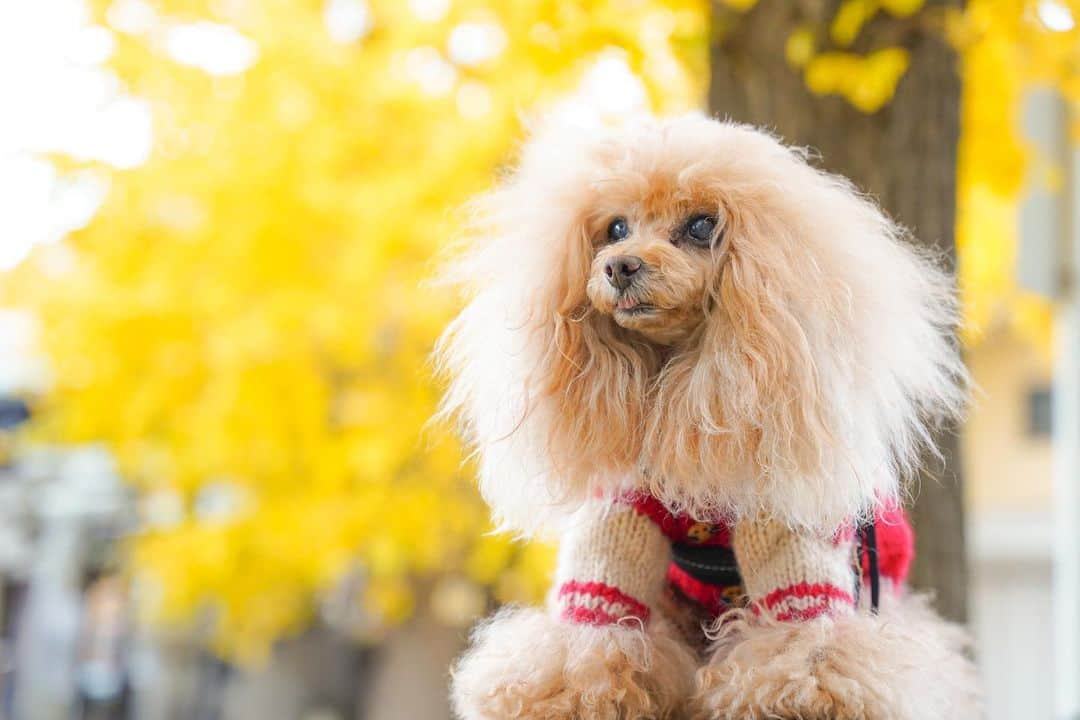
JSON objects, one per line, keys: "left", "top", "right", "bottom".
{"left": 583, "top": 177, "right": 723, "bottom": 346}
{"left": 436, "top": 114, "right": 965, "bottom": 535}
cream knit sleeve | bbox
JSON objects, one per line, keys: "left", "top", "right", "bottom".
{"left": 732, "top": 514, "right": 857, "bottom": 621}
{"left": 552, "top": 499, "right": 671, "bottom": 626}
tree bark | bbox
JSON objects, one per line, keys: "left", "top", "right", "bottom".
{"left": 708, "top": 0, "right": 968, "bottom": 621}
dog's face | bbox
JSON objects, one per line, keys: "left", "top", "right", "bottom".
{"left": 584, "top": 197, "right": 724, "bottom": 345}
{"left": 559, "top": 123, "right": 747, "bottom": 348}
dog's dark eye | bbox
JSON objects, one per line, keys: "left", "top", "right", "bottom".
{"left": 686, "top": 215, "right": 718, "bottom": 246}
{"left": 607, "top": 216, "right": 630, "bottom": 243}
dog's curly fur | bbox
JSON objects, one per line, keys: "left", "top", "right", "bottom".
{"left": 451, "top": 606, "right": 698, "bottom": 720}
{"left": 693, "top": 592, "right": 981, "bottom": 719}
{"left": 436, "top": 113, "right": 966, "bottom": 537}
{"left": 436, "top": 113, "right": 978, "bottom": 719}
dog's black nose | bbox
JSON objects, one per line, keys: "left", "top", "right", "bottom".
{"left": 604, "top": 255, "right": 642, "bottom": 290}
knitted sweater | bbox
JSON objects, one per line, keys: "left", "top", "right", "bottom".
{"left": 554, "top": 493, "right": 913, "bottom": 626}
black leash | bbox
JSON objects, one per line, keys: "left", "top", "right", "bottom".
{"left": 859, "top": 518, "right": 881, "bottom": 614}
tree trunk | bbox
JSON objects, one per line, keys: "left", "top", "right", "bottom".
{"left": 708, "top": 0, "right": 968, "bottom": 622}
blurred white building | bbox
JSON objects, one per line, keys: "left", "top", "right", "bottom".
{"left": 968, "top": 86, "right": 1080, "bottom": 720}
{"left": 965, "top": 330, "right": 1055, "bottom": 720}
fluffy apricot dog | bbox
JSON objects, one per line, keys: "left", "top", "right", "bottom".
{"left": 436, "top": 113, "right": 982, "bottom": 719}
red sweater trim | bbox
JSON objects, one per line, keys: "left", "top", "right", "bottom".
{"left": 562, "top": 606, "right": 626, "bottom": 626}
{"left": 772, "top": 602, "right": 843, "bottom": 623}
{"left": 667, "top": 562, "right": 730, "bottom": 615}
{"left": 620, "top": 492, "right": 731, "bottom": 546}
{"left": 557, "top": 580, "right": 650, "bottom": 625}
{"left": 752, "top": 581, "right": 855, "bottom": 621}
{"left": 759, "top": 581, "right": 854, "bottom": 609}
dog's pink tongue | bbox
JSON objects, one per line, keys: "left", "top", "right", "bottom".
{"left": 616, "top": 296, "right": 637, "bottom": 311}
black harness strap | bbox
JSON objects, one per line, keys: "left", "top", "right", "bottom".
{"left": 859, "top": 518, "right": 881, "bottom": 614}
{"left": 670, "top": 543, "right": 742, "bottom": 587}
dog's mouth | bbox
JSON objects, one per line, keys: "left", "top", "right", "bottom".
{"left": 614, "top": 296, "right": 656, "bottom": 316}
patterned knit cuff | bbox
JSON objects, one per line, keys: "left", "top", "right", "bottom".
{"left": 556, "top": 580, "right": 651, "bottom": 625}
{"left": 733, "top": 515, "right": 857, "bottom": 623}
{"left": 551, "top": 499, "right": 669, "bottom": 627}
{"left": 750, "top": 581, "right": 855, "bottom": 622}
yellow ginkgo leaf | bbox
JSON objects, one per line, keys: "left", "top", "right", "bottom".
{"left": 785, "top": 25, "right": 817, "bottom": 68}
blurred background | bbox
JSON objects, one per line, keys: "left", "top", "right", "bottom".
{"left": 0, "top": 0, "right": 1076, "bottom": 718}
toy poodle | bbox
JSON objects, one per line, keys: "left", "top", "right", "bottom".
{"left": 436, "top": 113, "right": 982, "bottom": 719}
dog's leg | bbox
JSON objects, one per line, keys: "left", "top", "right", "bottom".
{"left": 692, "top": 516, "right": 982, "bottom": 720}
{"left": 693, "top": 592, "right": 982, "bottom": 720}
{"left": 451, "top": 499, "right": 698, "bottom": 720}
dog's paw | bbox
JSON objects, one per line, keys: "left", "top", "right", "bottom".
{"left": 692, "top": 595, "right": 982, "bottom": 720}
{"left": 451, "top": 605, "right": 697, "bottom": 720}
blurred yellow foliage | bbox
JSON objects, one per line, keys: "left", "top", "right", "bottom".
{"left": 879, "top": 0, "right": 926, "bottom": 18}
{"left": 804, "top": 47, "right": 910, "bottom": 113}
{"left": 955, "top": 0, "right": 1080, "bottom": 348}
{"left": 719, "top": 0, "right": 760, "bottom": 11}
{"left": 784, "top": 25, "right": 817, "bottom": 68}
{"left": 827, "top": 0, "right": 924, "bottom": 47}
{"left": 6, "top": 0, "right": 706, "bottom": 661}
{"left": 830, "top": 0, "right": 880, "bottom": 47}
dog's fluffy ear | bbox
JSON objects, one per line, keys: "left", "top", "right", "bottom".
{"left": 644, "top": 121, "right": 967, "bottom": 530}
{"left": 433, "top": 118, "right": 657, "bottom": 536}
